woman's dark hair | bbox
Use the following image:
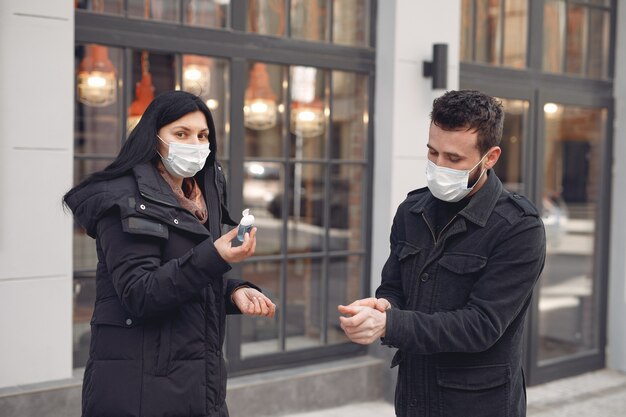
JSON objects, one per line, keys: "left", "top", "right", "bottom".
{"left": 430, "top": 90, "right": 504, "bottom": 155}
{"left": 64, "top": 90, "right": 216, "bottom": 204}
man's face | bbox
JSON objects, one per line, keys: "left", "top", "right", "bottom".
{"left": 427, "top": 122, "right": 500, "bottom": 191}
{"left": 427, "top": 123, "right": 483, "bottom": 168}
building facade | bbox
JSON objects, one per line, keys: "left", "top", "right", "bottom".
{"left": 1, "top": 0, "right": 626, "bottom": 415}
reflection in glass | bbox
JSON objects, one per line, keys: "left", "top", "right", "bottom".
{"left": 74, "top": 45, "right": 123, "bottom": 158}
{"left": 332, "top": 0, "right": 370, "bottom": 47}
{"left": 494, "top": 98, "right": 528, "bottom": 194}
{"left": 331, "top": 71, "right": 368, "bottom": 161}
{"left": 246, "top": 0, "right": 286, "bottom": 36}
{"left": 291, "top": 0, "right": 328, "bottom": 42}
{"left": 475, "top": 0, "right": 501, "bottom": 65}
{"left": 588, "top": 9, "right": 610, "bottom": 79}
{"left": 566, "top": 5, "right": 587, "bottom": 76}
{"left": 183, "top": 0, "right": 229, "bottom": 28}
{"left": 286, "top": 258, "right": 323, "bottom": 350}
{"left": 241, "top": 261, "right": 281, "bottom": 358}
{"left": 503, "top": 0, "right": 528, "bottom": 68}
{"left": 543, "top": 0, "right": 565, "bottom": 73}
{"left": 128, "top": 0, "right": 180, "bottom": 22}
{"left": 329, "top": 165, "right": 365, "bottom": 251}
{"left": 244, "top": 162, "right": 284, "bottom": 256}
{"left": 290, "top": 67, "right": 327, "bottom": 158}
{"left": 539, "top": 104, "right": 606, "bottom": 362}
{"left": 285, "top": 163, "right": 325, "bottom": 253}
{"left": 327, "top": 256, "right": 363, "bottom": 344}
{"left": 245, "top": 63, "right": 286, "bottom": 158}
{"left": 73, "top": 273, "right": 96, "bottom": 368}
{"left": 460, "top": 0, "right": 474, "bottom": 61}
{"left": 76, "top": 0, "right": 124, "bottom": 14}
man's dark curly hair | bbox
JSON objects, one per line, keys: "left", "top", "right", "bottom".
{"left": 430, "top": 90, "right": 504, "bottom": 155}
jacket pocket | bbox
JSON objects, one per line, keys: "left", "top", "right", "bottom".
{"left": 437, "top": 364, "right": 510, "bottom": 417}
{"left": 436, "top": 252, "right": 488, "bottom": 310}
{"left": 91, "top": 297, "right": 143, "bottom": 360}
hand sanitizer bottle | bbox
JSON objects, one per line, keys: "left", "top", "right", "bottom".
{"left": 237, "top": 209, "right": 255, "bottom": 242}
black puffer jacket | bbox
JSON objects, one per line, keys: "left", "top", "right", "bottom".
{"left": 66, "top": 160, "right": 254, "bottom": 417}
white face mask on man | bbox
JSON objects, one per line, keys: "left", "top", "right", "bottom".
{"left": 157, "top": 135, "right": 211, "bottom": 179}
{"left": 425, "top": 154, "right": 488, "bottom": 202}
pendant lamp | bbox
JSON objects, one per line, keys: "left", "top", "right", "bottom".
{"left": 77, "top": 44, "right": 118, "bottom": 107}
{"left": 183, "top": 55, "right": 212, "bottom": 97}
{"left": 244, "top": 63, "right": 278, "bottom": 130}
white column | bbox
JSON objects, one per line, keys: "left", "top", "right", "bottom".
{"left": 0, "top": 0, "right": 74, "bottom": 387}
{"left": 607, "top": 0, "right": 626, "bottom": 372}
{"left": 371, "top": 0, "right": 460, "bottom": 293}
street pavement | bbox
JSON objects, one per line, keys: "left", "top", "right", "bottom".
{"left": 276, "top": 368, "right": 626, "bottom": 417}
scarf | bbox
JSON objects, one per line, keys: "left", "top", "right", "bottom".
{"left": 156, "top": 161, "right": 208, "bottom": 224}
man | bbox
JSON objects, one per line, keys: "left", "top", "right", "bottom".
{"left": 338, "top": 90, "right": 546, "bottom": 417}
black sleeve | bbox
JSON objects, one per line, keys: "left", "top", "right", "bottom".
{"left": 375, "top": 210, "right": 407, "bottom": 309}
{"left": 97, "top": 209, "right": 232, "bottom": 319}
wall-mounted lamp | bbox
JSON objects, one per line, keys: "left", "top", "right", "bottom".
{"left": 423, "top": 43, "right": 448, "bottom": 90}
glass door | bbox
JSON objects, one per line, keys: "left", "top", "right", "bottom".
{"left": 528, "top": 98, "right": 611, "bottom": 383}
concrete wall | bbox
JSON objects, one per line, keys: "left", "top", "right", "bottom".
{"left": 371, "top": 0, "right": 460, "bottom": 294}
{"left": 0, "top": 0, "right": 74, "bottom": 388}
{"left": 607, "top": 0, "right": 626, "bottom": 373}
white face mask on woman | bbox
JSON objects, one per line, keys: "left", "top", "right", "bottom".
{"left": 425, "top": 154, "right": 488, "bottom": 202}
{"left": 157, "top": 135, "right": 211, "bottom": 179}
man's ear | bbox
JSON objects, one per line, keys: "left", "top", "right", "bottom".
{"left": 485, "top": 146, "right": 502, "bottom": 169}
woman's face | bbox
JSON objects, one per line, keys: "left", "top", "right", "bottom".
{"left": 157, "top": 110, "right": 210, "bottom": 158}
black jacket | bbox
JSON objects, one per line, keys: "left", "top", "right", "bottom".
{"left": 376, "top": 171, "right": 546, "bottom": 417}
{"left": 66, "top": 160, "right": 254, "bottom": 417}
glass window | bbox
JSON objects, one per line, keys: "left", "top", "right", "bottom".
{"left": 244, "top": 62, "right": 287, "bottom": 158}
{"left": 331, "top": 71, "right": 368, "bottom": 161}
{"left": 332, "top": 0, "right": 370, "bottom": 47}
{"left": 76, "top": 0, "right": 124, "bottom": 15}
{"left": 475, "top": 0, "right": 501, "bottom": 65}
{"left": 127, "top": 0, "right": 180, "bottom": 22}
{"left": 74, "top": 3, "right": 374, "bottom": 374}
{"left": 461, "top": 0, "right": 529, "bottom": 68}
{"left": 182, "top": 55, "right": 230, "bottom": 158}
{"left": 290, "top": 66, "right": 328, "bottom": 159}
{"left": 244, "top": 162, "right": 284, "bottom": 256}
{"left": 460, "top": 0, "right": 474, "bottom": 62}
{"left": 539, "top": 103, "right": 607, "bottom": 362}
{"left": 246, "top": 0, "right": 286, "bottom": 37}
{"left": 543, "top": 0, "right": 612, "bottom": 79}
{"left": 291, "top": 0, "right": 329, "bottom": 43}
{"left": 493, "top": 98, "right": 528, "bottom": 194}
{"left": 183, "top": 0, "right": 229, "bottom": 28}
{"left": 503, "top": 0, "right": 528, "bottom": 68}
{"left": 241, "top": 260, "right": 282, "bottom": 358}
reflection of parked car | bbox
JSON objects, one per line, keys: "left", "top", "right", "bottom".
{"left": 542, "top": 193, "right": 568, "bottom": 246}
{"left": 268, "top": 179, "right": 349, "bottom": 229}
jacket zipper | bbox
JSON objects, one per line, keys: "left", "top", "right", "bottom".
{"left": 422, "top": 213, "right": 458, "bottom": 245}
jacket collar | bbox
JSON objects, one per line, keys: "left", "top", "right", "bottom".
{"left": 409, "top": 169, "right": 503, "bottom": 227}
{"left": 133, "top": 162, "right": 185, "bottom": 207}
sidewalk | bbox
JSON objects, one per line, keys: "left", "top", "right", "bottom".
{"left": 276, "top": 368, "right": 626, "bottom": 417}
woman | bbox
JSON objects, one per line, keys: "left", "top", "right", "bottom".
{"left": 64, "top": 90, "right": 276, "bottom": 417}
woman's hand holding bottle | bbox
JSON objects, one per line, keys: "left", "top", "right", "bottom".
{"left": 214, "top": 226, "right": 257, "bottom": 263}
